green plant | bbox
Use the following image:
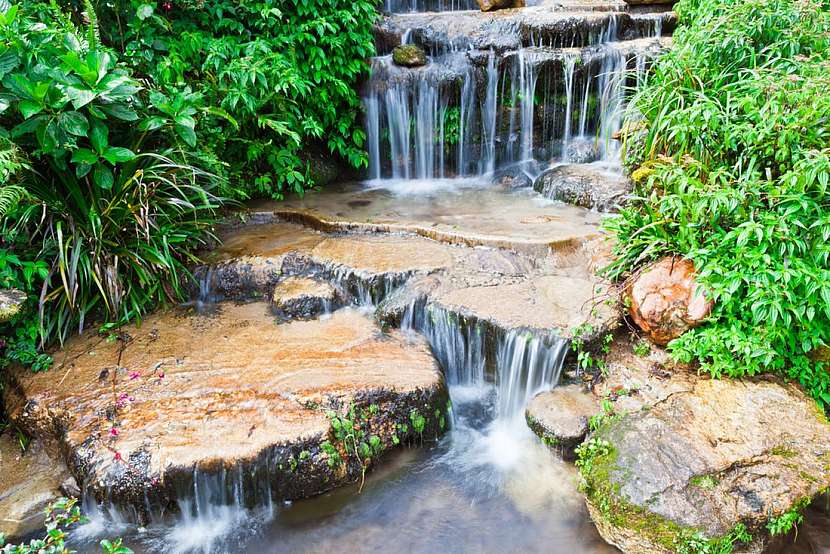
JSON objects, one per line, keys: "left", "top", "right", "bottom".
{"left": 102, "top": 0, "right": 377, "bottom": 200}
{"left": 766, "top": 498, "right": 809, "bottom": 536}
{"left": 0, "top": 497, "right": 132, "bottom": 554}
{"left": 608, "top": 0, "right": 830, "bottom": 409}
{"left": 674, "top": 523, "right": 752, "bottom": 554}
{"left": 632, "top": 339, "right": 651, "bottom": 357}
{"left": 0, "top": 1, "right": 221, "bottom": 346}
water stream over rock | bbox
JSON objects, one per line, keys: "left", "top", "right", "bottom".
{"left": 3, "top": 2, "right": 681, "bottom": 552}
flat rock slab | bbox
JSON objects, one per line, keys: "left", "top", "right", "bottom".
{"left": 250, "top": 182, "right": 603, "bottom": 256}
{"left": 4, "top": 304, "right": 447, "bottom": 515}
{"left": 429, "top": 273, "right": 618, "bottom": 338}
{"left": 271, "top": 277, "right": 339, "bottom": 319}
{"left": 0, "top": 436, "right": 72, "bottom": 540}
{"left": 526, "top": 383, "right": 599, "bottom": 456}
{"left": 584, "top": 373, "right": 830, "bottom": 553}
{"left": 204, "top": 218, "right": 619, "bottom": 345}
{"left": 203, "top": 222, "right": 457, "bottom": 301}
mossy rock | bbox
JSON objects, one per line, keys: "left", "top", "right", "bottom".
{"left": 392, "top": 44, "right": 427, "bottom": 67}
{"left": 578, "top": 377, "right": 830, "bottom": 553}
{"left": 0, "top": 288, "right": 25, "bottom": 323}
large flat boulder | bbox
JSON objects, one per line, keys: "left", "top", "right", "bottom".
{"left": 0, "top": 436, "right": 74, "bottom": 540}
{"left": 4, "top": 304, "right": 448, "bottom": 520}
{"left": 581, "top": 374, "right": 830, "bottom": 553}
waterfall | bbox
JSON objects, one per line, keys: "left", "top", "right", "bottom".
{"left": 480, "top": 51, "right": 499, "bottom": 175}
{"left": 403, "top": 303, "right": 569, "bottom": 419}
{"left": 363, "top": 26, "right": 664, "bottom": 183}
{"left": 561, "top": 55, "right": 577, "bottom": 163}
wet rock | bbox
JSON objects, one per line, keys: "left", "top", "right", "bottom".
{"left": 478, "top": 0, "right": 524, "bottom": 13}
{"left": 583, "top": 374, "right": 830, "bottom": 554}
{"left": 526, "top": 384, "right": 599, "bottom": 458}
{"left": 533, "top": 164, "right": 632, "bottom": 212}
{"left": 494, "top": 166, "right": 533, "bottom": 189}
{"left": 627, "top": 257, "right": 713, "bottom": 345}
{"left": 0, "top": 436, "right": 74, "bottom": 540}
{"left": 271, "top": 277, "right": 339, "bottom": 319}
{"left": 0, "top": 288, "right": 25, "bottom": 323}
{"left": 564, "top": 138, "right": 599, "bottom": 164}
{"left": 4, "top": 305, "right": 448, "bottom": 518}
{"left": 392, "top": 44, "right": 427, "bottom": 67}
{"left": 430, "top": 273, "right": 620, "bottom": 342}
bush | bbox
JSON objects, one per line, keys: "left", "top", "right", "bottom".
{"left": 101, "top": 0, "right": 377, "bottom": 199}
{"left": 0, "top": 0, "right": 220, "bottom": 358}
{"left": 607, "top": 0, "right": 830, "bottom": 408}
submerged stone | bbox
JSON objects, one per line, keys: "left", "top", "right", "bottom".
{"left": 4, "top": 305, "right": 448, "bottom": 517}
{"left": 533, "top": 164, "right": 632, "bottom": 212}
{"left": 0, "top": 436, "right": 74, "bottom": 540}
{"left": 392, "top": 44, "right": 427, "bottom": 67}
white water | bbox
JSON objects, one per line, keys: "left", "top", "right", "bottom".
{"left": 363, "top": 14, "right": 663, "bottom": 183}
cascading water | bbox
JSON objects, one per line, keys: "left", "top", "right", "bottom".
{"left": 363, "top": 12, "right": 666, "bottom": 184}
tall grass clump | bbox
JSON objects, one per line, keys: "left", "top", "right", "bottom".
{"left": 607, "top": 0, "right": 830, "bottom": 408}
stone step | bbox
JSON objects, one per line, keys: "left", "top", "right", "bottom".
{"left": 3, "top": 305, "right": 448, "bottom": 519}
{"left": 375, "top": 7, "right": 676, "bottom": 54}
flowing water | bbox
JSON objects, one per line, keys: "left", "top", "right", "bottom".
{"left": 72, "top": 299, "right": 615, "bottom": 554}
{"left": 70, "top": 4, "right": 673, "bottom": 552}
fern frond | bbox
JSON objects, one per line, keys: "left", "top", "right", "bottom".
{"left": 0, "top": 185, "right": 27, "bottom": 219}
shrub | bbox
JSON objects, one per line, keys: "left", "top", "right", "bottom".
{"left": 607, "top": 0, "right": 830, "bottom": 408}
{"left": 0, "top": 0, "right": 220, "bottom": 355}
{"left": 101, "top": 0, "right": 377, "bottom": 199}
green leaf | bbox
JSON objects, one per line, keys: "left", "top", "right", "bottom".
{"left": 60, "top": 111, "right": 89, "bottom": 136}
{"left": 70, "top": 148, "right": 98, "bottom": 164}
{"left": 175, "top": 124, "right": 197, "bottom": 147}
{"left": 93, "top": 163, "right": 114, "bottom": 189}
{"left": 64, "top": 86, "right": 96, "bottom": 109}
{"left": 138, "top": 116, "right": 166, "bottom": 131}
{"left": 100, "top": 104, "right": 138, "bottom": 121}
{"left": 103, "top": 147, "right": 136, "bottom": 164}
{"left": 18, "top": 99, "right": 42, "bottom": 119}
{"left": 90, "top": 121, "right": 108, "bottom": 154}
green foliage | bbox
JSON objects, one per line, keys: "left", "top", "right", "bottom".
{"left": 0, "top": 497, "right": 132, "bottom": 554}
{"left": 103, "top": 0, "right": 377, "bottom": 199}
{"left": 608, "top": 0, "right": 830, "bottom": 409}
{"left": 674, "top": 523, "right": 752, "bottom": 554}
{"left": 0, "top": 0, "right": 221, "bottom": 352}
{"left": 766, "top": 498, "right": 809, "bottom": 536}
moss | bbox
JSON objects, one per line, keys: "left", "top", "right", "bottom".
{"left": 690, "top": 474, "right": 719, "bottom": 490}
{"left": 578, "top": 424, "right": 751, "bottom": 553}
{"left": 771, "top": 445, "right": 798, "bottom": 458}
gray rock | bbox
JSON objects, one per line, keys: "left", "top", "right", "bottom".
{"left": 583, "top": 375, "right": 830, "bottom": 553}
{"left": 0, "top": 288, "right": 25, "bottom": 323}
{"left": 392, "top": 44, "right": 427, "bottom": 67}
{"left": 533, "top": 164, "right": 632, "bottom": 212}
{"left": 526, "top": 384, "right": 599, "bottom": 458}
{"left": 0, "top": 437, "right": 72, "bottom": 541}
{"left": 564, "top": 138, "right": 599, "bottom": 164}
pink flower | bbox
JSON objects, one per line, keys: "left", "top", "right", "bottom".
{"left": 114, "top": 451, "right": 122, "bottom": 461}
{"left": 158, "top": 372, "right": 165, "bottom": 379}
{"left": 109, "top": 427, "right": 119, "bottom": 437}
{"left": 129, "top": 371, "right": 141, "bottom": 380}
